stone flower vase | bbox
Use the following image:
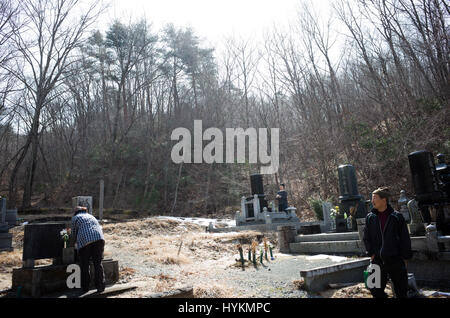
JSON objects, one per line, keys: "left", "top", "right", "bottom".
{"left": 62, "top": 246, "right": 75, "bottom": 265}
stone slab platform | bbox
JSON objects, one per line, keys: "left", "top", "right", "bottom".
{"left": 291, "top": 236, "right": 429, "bottom": 255}
{"left": 12, "top": 259, "right": 119, "bottom": 297}
{"left": 295, "top": 232, "right": 359, "bottom": 243}
{"left": 300, "top": 258, "right": 370, "bottom": 292}
{"left": 290, "top": 240, "right": 365, "bottom": 255}
{"left": 209, "top": 221, "right": 320, "bottom": 233}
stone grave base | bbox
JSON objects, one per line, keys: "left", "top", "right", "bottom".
{"left": 299, "top": 224, "right": 321, "bottom": 235}
{"left": 12, "top": 259, "right": 119, "bottom": 297}
{"left": 0, "top": 232, "right": 13, "bottom": 251}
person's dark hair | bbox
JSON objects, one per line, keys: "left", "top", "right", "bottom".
{"left": 373, "top": 187, "right": 390, "bottom": 203}
{"left": 280, "top": 183, "right": 285, "bottom": 188}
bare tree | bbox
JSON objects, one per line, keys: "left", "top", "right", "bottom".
{"left": 3, "top": 0, "right": 103, "bottom": 208}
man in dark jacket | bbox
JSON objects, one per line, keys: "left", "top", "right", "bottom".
{"left": 363, "top": 187, "right": 412, "bottom": 298}
{"left": 276, "top": 183, "right": 288, "bottom": 212}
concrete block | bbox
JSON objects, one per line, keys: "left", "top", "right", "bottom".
{"left": 290, "top": 240, "right": 363, "bottom": 255}
{"left": 300, "top": 258, "right": 370, "bottom": 292}
{"left": 295, "top": 232, "right": 359, "bottom": 243}
{"left": 278, "top": 225, "right": 296, "bottom": 253}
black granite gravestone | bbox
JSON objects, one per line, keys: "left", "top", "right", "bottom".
{"left": 23, "top": 222, "right": 72, "bottom": 261}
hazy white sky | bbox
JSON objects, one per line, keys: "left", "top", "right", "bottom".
{"left": 98, "top": 0, "right": 334, "bottom": 47}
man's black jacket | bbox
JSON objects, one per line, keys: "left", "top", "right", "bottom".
{"left": 363, "top": 204, "right": 412, "bottom": 261}
{"left": 277, "top": 190, "right": 288, "bottom": 211}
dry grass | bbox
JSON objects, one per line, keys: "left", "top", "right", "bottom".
{"left": 119, "top": 267, "right": 136, "bottom": 280}
{"left": 104, "top": 225, "right": 272, "bottom": 267}
{"left": 194, "top": 283, "right": 234, "bottom": 298}
{"left": 329, "top": 282, "right": 393, "bottom": 298}
{"left": 10, "top": 227, "right": 24, "bottom": 248}
{"left": 155, "top": 254, "right": 191, "bottom": 265}
{"left": 103, "top": 218, "right": 204, "bottom": 238}
{"left": 293, "top": 279, "right": 305, "bottom": 290}
{"left": 0, "top": 250, "right": 22, "bottom": 269}
{"left": 0, "top": 250, "right": 52, "bottom": 273}
{"left": 152, "top": 273, "right": 178, "bottom": 292}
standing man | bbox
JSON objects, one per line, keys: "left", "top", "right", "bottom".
{"left": 363, "top": 187, "right": 412, "bottom": 298}
{"left": 71, "top": 206, "right": 105, "bottom": 293}
{"left": 276, "top": 183, "right": 289, "bottom": 212}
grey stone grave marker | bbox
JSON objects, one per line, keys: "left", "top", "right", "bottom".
{"left": 1, "top": 197, "right": 6, "bottom": 224}
{"left": 22, "top": 222, "right": 73, "bottom": 267}
{"left": 72, "top": 196, "right": 93, "bottom": 214}
{"left": 322, "top": 202, "right": 332, "bottom": 232}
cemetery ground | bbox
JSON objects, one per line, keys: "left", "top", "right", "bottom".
{"left": 0, "top": 213, "right": 445, "bottom": 298}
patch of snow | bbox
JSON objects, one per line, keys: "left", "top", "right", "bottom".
{"left": 154, "top": 216, "right": 236, "bottom": 228}
{"left": 305, "top": 254, "right": 348, "bottom": 262}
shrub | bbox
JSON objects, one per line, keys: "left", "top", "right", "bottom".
{"left": 308, "top": 197, "right": 323, "bottom": 221}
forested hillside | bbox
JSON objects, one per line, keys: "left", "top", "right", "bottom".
{"left": 0, "top": 0, "right": 448, "bottom": 215}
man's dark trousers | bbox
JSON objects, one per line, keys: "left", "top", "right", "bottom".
{"left": 78, "top": 239, "right": 105, "bottom": 292}
{"left": 369, "top": 256, "right": 408, "bottom": 298}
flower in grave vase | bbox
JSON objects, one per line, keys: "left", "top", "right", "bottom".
{"left": 60, "top": 228, "right": 71, "bottom": 249}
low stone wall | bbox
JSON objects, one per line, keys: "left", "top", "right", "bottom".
{"left": 295, "top": 232, "right": 360, "bottom": 243}
{"left": 209, "top": 221, "right": 321, "bottom": 233}
{"left": 290, "top": 240, "right": 365, "bottom": 255}
{"left": 300, "top": 258, "right": 370, "bottom": 292}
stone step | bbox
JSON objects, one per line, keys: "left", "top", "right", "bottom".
{"left": 290, "top": 240, "right": 364, "bottom": 254}
{"left": 294, "top": 232, "right": 360, "bottom": 243}
{"left": 438, "top": 236, "right": 450, "bottom": 243}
